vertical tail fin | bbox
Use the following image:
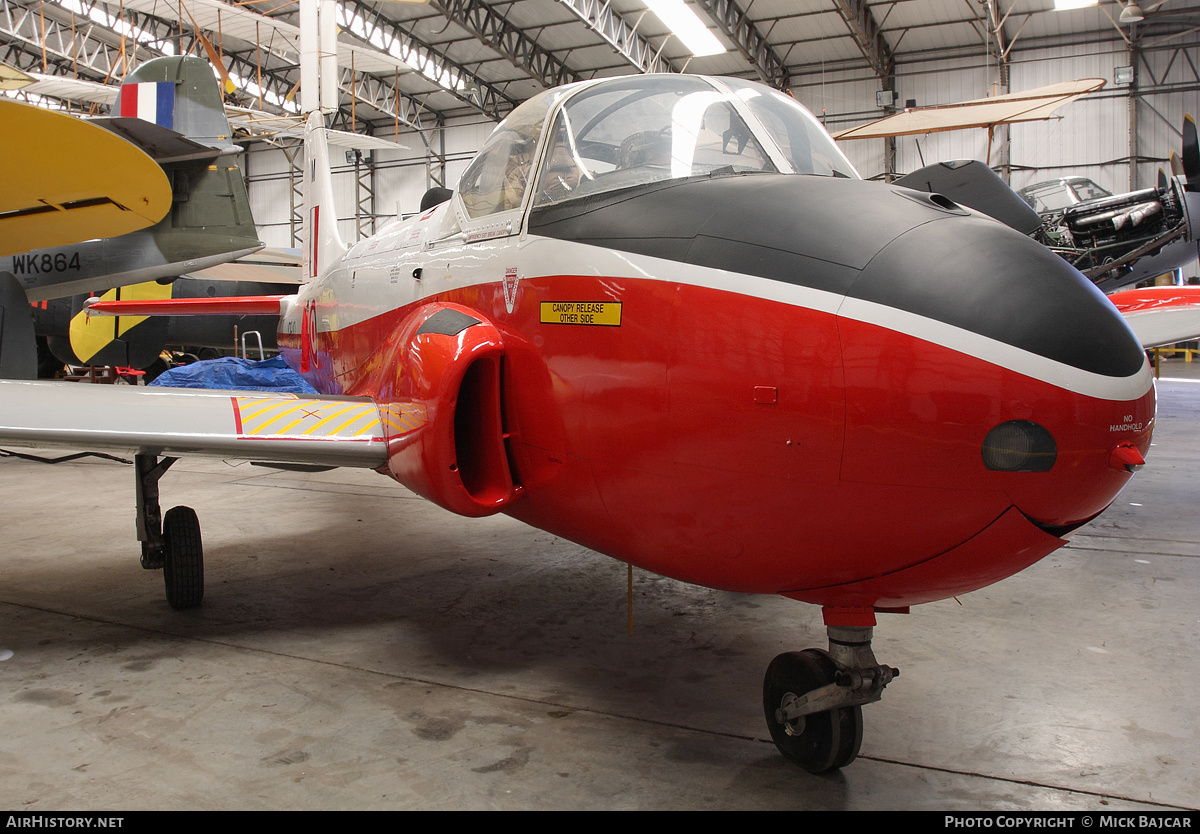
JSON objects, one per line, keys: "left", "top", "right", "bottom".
{"left": 302, "top": 110, "right": 347, "bottom": 281}
{"left": 114, "top": 55, "right": 237, "bottom": 155}
{"left": 106, "top": 56, "right": 261, "bottom": 249}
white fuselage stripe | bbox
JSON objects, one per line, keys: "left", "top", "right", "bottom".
{"left": 833, "top": 295, "right": 1152, "bottom": 402}
{"left": 312, "top": 233, "right": 1152, "bottom": 404}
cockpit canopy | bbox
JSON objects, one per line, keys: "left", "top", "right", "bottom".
{"left": 457, "top": 75, "right": 858, "bottom": 219}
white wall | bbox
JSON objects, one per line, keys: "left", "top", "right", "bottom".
{"left": 828, "top": 46, "right": 1132, "bottom": 187}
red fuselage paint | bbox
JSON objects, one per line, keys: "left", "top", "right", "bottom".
{"left": 276, "top": 268, "right": 1154, "bottom": 618}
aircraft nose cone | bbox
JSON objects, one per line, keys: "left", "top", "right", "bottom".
{"left": 837, "top": 211, "right": 1154, "bottom": 529}
{"left": 845, "top": 211, "right": 1146, "bottom": 380}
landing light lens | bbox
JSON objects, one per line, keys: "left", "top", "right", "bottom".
{"left": 982, "top": 421, "right": 1057, "bottom": 472}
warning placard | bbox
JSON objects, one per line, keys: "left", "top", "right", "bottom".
{"left": 539, "top": 301, "right": 622, "bottom": 326}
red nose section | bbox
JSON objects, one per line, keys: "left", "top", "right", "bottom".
{"left": 836, "top": 312, "right": 1155, "bottom": 527}
{"left": 785, "top": 313, "right": 1155, "bottom": 613}
{"left": 785, "top": 506, "right": 1067, "bottom": 612}
{"left": 1110, "top": 442, "right": 1146, "bottom": 473}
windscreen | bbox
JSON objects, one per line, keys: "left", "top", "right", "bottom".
{"left": 532, "top": 76, "right": 777, "bottom": 207}
{"left": 458, "top": 90, "right": 558, "bottom": 218}
{"left": 719, "top": 78, "right": 857, "bottom": 179}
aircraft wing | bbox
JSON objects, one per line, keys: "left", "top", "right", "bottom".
{"left": 0, "top": 99, "right": 172, "bottom": 256}
{"left": 223, "top": 105, "right": 406, "bottom": 151}
{"left": 0, "top": 380, "right": 387, "bottom": 469}
{"left": 87, "top": 116, "right": 225, "bottom": 165}
{"left": 6, "top": 68, "right": 117, "bottom": 104}
{"left": 1109, "top": 286, "right": 1200, "bottom": 349}
{"left": 0, "top": 63, "right": 36, "bottom": 92}
{"left": 835, "top": 78, "right": 1106, "bottom": 140}
{"left": 183, "top": 247, "right": 303, "bottom": 285}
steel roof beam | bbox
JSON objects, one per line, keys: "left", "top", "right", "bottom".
{"left": 695, "top": 0, "right": 790, "bottom": 88}
{"left": 962, "top": 0, "right": 1010, "bottom": 87}
{"left": 829, "top": 0, "right": 895, "bottom": 81}
{"left": 0, "top": 0, "right": 445, "bottom": 136}
{"left": 553, "top": 0, "right": 676, "bottom": 75}
{"left": 334, "top": 0, "right": 519, "bottom": 121}
{"left": 0, "top": 0, "right": 174, "bottom": 81}
{"left": 432, "top": 0, "right": 584, "bottom": 90}
{"left": 334, "top": 65, "right": 440, "bottom": 134}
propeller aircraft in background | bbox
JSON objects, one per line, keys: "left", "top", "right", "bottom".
{"left": 0, "top": 56, "right": 264, "bottom": 378}
{"left": 837, "top": 80, "right": 1200, "bottom": 292}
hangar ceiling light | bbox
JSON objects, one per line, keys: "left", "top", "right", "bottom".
{"left": 643, "top": 0, "right": 725, "bottom": 57}
{"left": 1119, "top": 1, "right": 1146, "bottom": 22}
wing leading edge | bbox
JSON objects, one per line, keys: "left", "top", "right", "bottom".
{"left": 0, "top": 380, "right": 387, "bottom": 469}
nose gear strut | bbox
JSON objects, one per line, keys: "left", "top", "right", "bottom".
{"left": 762, "top": 626, "right": 899, "bottom": 773}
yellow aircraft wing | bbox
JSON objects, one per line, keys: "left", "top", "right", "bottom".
{"left": 0, "top": 99, "right": 172, "bottom": 256}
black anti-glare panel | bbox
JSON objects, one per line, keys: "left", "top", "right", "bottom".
{"left": 530, "top": 173, "right": 1144, "bottom": 379}
{"left": 417, "top": 308, "right": 480, "bottom": 336}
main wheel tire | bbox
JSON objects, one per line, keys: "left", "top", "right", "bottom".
{"left": 763, "top": 649, "right": 863, "bottom": 773}
{"left": 162, "top": 505, "right": 204, "bottom": 610}
{"left": 141, "top": 357, "right": 169, "bottom": 384}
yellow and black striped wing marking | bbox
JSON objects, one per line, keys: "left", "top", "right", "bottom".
{"left": 232, "top": 396, "right": 384, "bottom": 443}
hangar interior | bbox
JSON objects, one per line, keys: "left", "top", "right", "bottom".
{"left": 1, "top": 0, "right": 1199, "bottom": 811}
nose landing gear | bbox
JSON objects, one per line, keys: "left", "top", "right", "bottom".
{"left": 763, "top": 626, "right": 898, "bottom": 773}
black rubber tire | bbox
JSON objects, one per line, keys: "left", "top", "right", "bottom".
{"left": 763, "top": 649, "right": 863, "bottom": 773}
{"left": 141, "top": 357, "right": 169, "bottom": 384}
{"left": 162, "top": 505, "right": 204, "bottom": 610}
{"left": 36, "top": 337, "right": 64, "bottom": 379}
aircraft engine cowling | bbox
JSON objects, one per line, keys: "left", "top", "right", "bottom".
{"left": 380, "top": 304, "right": 519, "bottom": 518}
{"left": 1063, "top": 182, "right": 1185, "bottom": 250}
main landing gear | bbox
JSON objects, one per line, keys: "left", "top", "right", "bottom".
{"left": 762, "top": 626, "right": 898, "bottom": 773}
{"left": 135, "top": 453, "right": 204, "bottom": 609}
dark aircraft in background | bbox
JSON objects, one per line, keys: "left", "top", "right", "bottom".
{"left": 30, "top": 249, "right": 300, "bottom": 376}
{"left": 0, "top": 74, "right": 1158, "bottom": 773}
{"left": 0, "top": 55, "right": 263, "bottom": 378}
{"left": 1016, "top": 163, "right": 1199, "bottom": 290}
{"left": 889, "top": 119, "right": 1200, "bottom": 293}
{"left": 31, "top": 277, "right": 285, "bottom": 374}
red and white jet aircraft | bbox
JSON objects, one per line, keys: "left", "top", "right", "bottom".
{"left": 0, "top": 74, "right": 1155, "bottom": 773}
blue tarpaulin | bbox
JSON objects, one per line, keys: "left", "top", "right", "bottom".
{"left": 149, "top": 356, "right": 318, "bottom": 394}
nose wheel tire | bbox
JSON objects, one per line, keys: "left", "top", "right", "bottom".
{"left": 162, "top": 505, "right": 204, "bottom": 610}
{"left": 763, "top": 649, "right": 863, "bottom": 773}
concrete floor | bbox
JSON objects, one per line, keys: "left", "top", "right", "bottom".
{"left": 1, "top": 362, "right": 1198, "bottom": 810}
